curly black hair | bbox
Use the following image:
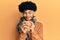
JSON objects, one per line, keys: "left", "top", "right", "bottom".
{"left": 18, "top": 1, "right": 37, "bottom": 13}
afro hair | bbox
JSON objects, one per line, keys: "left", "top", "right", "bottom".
{"left": 18, "top": 1, "right": 37, "bottom": 13}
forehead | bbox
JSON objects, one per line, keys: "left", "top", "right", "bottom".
{"left": 24, "top": 10, "right": 34, "bottom": 12}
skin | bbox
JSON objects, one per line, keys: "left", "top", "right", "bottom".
{"left": 21, "top": 10, "right": 35, "bottom": 33}
{"left": 23, "top": 10, "right": 35, "bottom": 21}
{"left": 20, "top": 10, "right": 41, "bottom": 40}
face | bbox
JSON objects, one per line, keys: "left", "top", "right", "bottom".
{"left": 23, "top": 10, "right": 35, "bottom": 21}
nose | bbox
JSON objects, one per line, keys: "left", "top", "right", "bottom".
{"left": 26, "top": 13, "right": 29, "bottom": 17}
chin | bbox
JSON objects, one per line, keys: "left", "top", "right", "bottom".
{"left": 26, "top": 18, "right": 31, "bottom": 21}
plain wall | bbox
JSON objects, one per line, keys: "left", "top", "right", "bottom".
{"left": 0, "top": 0, "right": 60, "bottom": 40}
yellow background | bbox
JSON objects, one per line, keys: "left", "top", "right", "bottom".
{"left": 0, "top": 0, "right": 60, "bottom": 40}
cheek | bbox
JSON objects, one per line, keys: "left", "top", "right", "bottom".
{"left": 30, "top": 14, "right": 34, "bottom": 17}
{"left": 23, "top": 14, "right": 26, "bottom": 17}
{"left": 30, "top": 12, "right": 34, "bottom": 17}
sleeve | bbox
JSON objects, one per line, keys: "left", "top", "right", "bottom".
{"left": 37, "top": 22, "right": 43, "bottom": 40}
{"left": 31, "top": 22, "right": 43, "bottom": 40}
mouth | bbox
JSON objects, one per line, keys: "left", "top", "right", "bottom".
{"left": 26, "top": 17, "right": 31, "bottom": 18}
{"left": 25, "top": 17, "right": 31, "bottom": 20}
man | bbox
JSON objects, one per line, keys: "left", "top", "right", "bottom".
{"left": 17, "top": 1, "right": 43, "bottom": 40}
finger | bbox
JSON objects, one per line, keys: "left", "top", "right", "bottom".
{"left": 21, "top": 26, "right": 27, "bottom": 33}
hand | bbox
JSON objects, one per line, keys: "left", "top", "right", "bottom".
{"left": 21, "top": 21, "right": 32, "bottom": 33}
